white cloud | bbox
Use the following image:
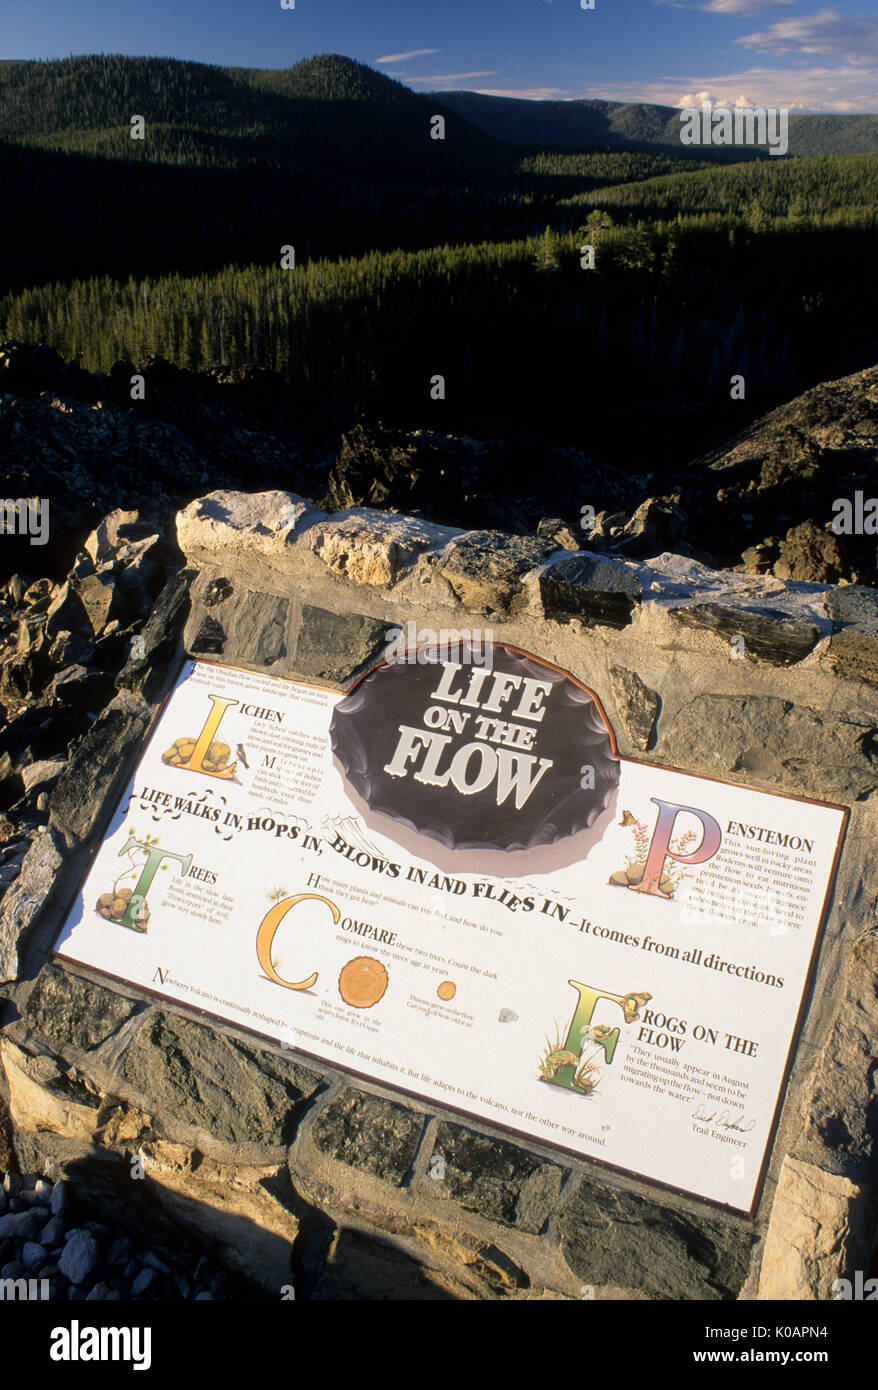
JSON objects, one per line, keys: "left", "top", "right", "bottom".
{"left": 471, "top": 87, "right": 575, "bottom": 100}
{"left": 374, "top": 49, "right": 440, "bottom": 64}
{"left": 678, "top": 90, "right": 759, "bottom": 106}
{"left": 700, "top": 0, "right": 795, "bottom": 14}
{"left": 655, "top": 0, "right": 794, "bottom": 11}
{"left": 585, "top": 65, "right": 878, "bottom": 111}
{"left": 737, "top": 9, "right": 878, "bottom": 66}
{"left": 405, "top": 71, "right": 498, "bottom": 86}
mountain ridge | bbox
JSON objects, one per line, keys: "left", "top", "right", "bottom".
{"left": 435, "top": 89, "right": 878, "bottom": 157}
{"left": 0, "top": 53, "right": 499, "bottom": 177}
{"left": 2, "top": 53, "right": 876, "bottom": 163}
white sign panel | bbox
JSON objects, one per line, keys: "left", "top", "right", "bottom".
{"left": 55, "top": 651, "right": 847, "bottom": 1213}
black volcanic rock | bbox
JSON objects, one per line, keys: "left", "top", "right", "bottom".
{"left": 669, "top": 604, "right": 821, "bottom": 666}
{"left": 540, "top": 555, "right": 642, "bottom": 629}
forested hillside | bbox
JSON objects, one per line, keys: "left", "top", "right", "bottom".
{"left": 562, "top": 150, "right": 878, "bottom": 223}
{"left": 1, "top": 53, "right": 876, "bottom": 469}
{"left": 0, "top": 53, "right": 498, "bottom": 178}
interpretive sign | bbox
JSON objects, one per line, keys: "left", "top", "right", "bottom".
{"left": 55, "top": 649, "right": 847, "bottom": 1212}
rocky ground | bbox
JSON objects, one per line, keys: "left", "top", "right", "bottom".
{"left": 2, "top": 340, "right": 876, "bottom": 587}
{"left": 0, "top": 1168, "right": 244, "bottom": 1299}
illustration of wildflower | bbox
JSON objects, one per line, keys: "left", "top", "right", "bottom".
{"left": 612, "top": 813, "right": 699, "bottom": 895}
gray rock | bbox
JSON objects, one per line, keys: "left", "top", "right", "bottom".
{"left": 311, "top": 1087, "right": 425, "bottom": 1185}
{"left": 21, "top": 1240, "right": 47, "bottom": 1270}
{"left": 49, "top": 693, "right": 150, "bottom": 841}
{"left": 176, "top": 490, "right": 315, "bottom": 562}
{"left": 0, "top": 1260, "right": 25, "bottom": 1279}
{"left": 824, "top": 585, "right": 878, "bottom": 686}
{"left": 439, "top": 531, "right": 554, "bottom": 612}
{"left": 318, "top": 1226, "right": 470, "bottom": 1300}
{"left": 25, "top": 964, "right": 136, "bottom": 1050}
{"left": 22, "top": 578, "right": 53, "bottom": 607}
{"left": 825, "top": 585, "right": 878, "bottom": 633}
{"left": 72, "top": 572, "right": 122, "bottom": 637}
{"left": 230, "top": 591, "right": 289, "bottom": 666}
{"left": 82, "top": 1221, "right": 112, "bottom": 1239}
{"left": 58, "top": 1230, "right": 99, "bottom": 1285}
{"left": 20, "top": 760, "right": 67, "bottom": 798}
{"left": 107, "top": 1236, "right": 134, "bottom": 1265}
{"left": 49, "top": 1180, "right": 70, "bottom": 1216}
{"left": 557, "top": 1176, "right": 754, "bottom": 1299}
{"left": 0, "top": 827, "right": 66, "bottom": 983}
{"left": 608, "top": 666, "right": 661, "bottom": 751}
{"left": 309, "top": 509, "right": 454, "bottom": 589}
{"left": 39, "top": 1216, "right": 66, "bottom": 1248}
{"left": 15, "top": 613, "right": 48, "bottom": 656}
{"left": 294, "top": 607, "right": 386, "bottom": 683}
{"left": 115, "top": 569, "right": 192, "bottom": 701}
{"left": 659, "top": 694, "right": 878, "bottom": 801}
{"left": 117, "top": 535, "right": 164, "bottom": 595}
{"left": 797, "top": 929, "right": 878, "bottom": 1177}
{"left": 141, "top": 1251, "right": 171, "bottom": 1276}
{"left": 86, "top": 1281, "right": 113, "bottom": 1300}
{"left": 0, "top": 1208, "right": 42, "bottom": 1240}
{"left": 121, "top": 1011, "right": 321, "bottom": 1147}
{"left": 131, "top": 1268, "right": 158, "bottom": 1296}
{"left": 429, "top": 1122, "right": 564, "bottom": 1233}
{"left": 536, "top": 517, "right": 581, "bottom": 550}
{"left": 45, "top": 582, "right": 92, "bottom": 639}
{"left": 32, "top": 1178, "right": 52, "bottom": 1205}
{"left": 85, "top": 509, "right": 152, "bottom": 566}
{"left": 603, "top": 496, "right": 689, "bottom": 558}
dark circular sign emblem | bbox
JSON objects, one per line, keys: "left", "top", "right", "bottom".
{"left": 330, "top": 644, "right": 620, "bottom": 854}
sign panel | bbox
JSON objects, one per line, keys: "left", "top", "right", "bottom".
{"left": 55, "top": 650, "right": 847, "bottom": 1212}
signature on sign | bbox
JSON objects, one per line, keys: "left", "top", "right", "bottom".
{"left": 691, "top": 1103, "right": 757, "bottom": 1133}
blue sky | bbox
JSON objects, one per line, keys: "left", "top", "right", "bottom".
{"left": 4, "top": 0, "right": 876, "bottom": 110}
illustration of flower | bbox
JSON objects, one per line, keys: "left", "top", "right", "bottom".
{"left": 609, "top": 810, "right": 699, "bottom": 895}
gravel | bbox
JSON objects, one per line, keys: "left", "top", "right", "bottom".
{"left": 0, "top": 1167, "right": 242, "bottom": 1301}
